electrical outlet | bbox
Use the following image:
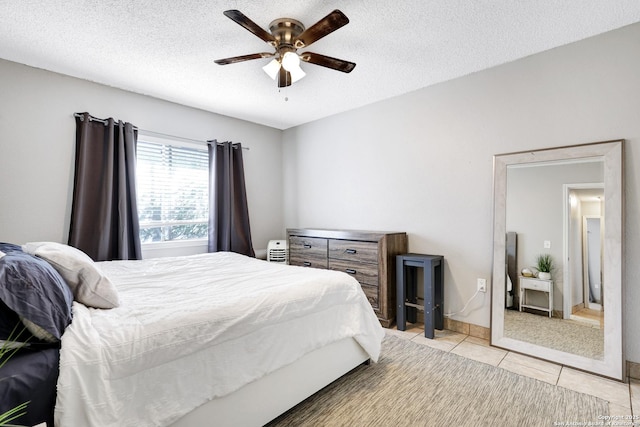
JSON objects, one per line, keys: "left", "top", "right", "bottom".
{"left": 477, "top": 278, "right": 487, "bottom": 293}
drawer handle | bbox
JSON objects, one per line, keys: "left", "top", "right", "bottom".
{"left": 346, "top": 268, "right": 357, "bottom": 275}
{"left": 303, "top": 243, "right": 312, "bottom": 249}
{"left": 304, "top": 261, "right": 311, "bottom": 267}
{"left": 345, "top": 249, "right": 357, "bottom": 254}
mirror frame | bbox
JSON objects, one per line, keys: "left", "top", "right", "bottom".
{"left": 490, "top": 140, "right": 624, "bottom": 380}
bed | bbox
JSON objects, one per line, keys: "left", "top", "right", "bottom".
{"left": 0, "top": 242, "right": 384, "bottom": 427}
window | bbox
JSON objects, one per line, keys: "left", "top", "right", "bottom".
{"left": 136, "top": 135, "right": 209, "bottom": 243}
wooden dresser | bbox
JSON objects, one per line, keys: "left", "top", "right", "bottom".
{"left": 287, "top": 228, "right": 408, "bottom": 327}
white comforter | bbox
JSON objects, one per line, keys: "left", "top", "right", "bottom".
{"left": 54, "top": 252, "right": 384, "bottom": 427}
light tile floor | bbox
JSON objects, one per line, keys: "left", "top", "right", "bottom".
{"left": 387, "top": 325, "right": 637, "bottom": 419}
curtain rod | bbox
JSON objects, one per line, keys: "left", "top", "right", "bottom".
{"left": 141, "top": 129, "right": 249, "bottom": 150}
{"left": 74, "top": 112, "right": 131, "bottom": 128}
{"left": 72, "top": 113, "right": 249, "bottom": 150}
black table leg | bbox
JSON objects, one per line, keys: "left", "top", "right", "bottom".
{"left": 396, "top": 258, "right": 406, "bottom": 331}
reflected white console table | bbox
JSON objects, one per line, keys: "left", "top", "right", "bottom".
{"left": 519, "top": 276, "right": 553, "bottom": 318}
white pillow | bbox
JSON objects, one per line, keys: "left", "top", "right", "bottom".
{"left": 20, "top": 316, "right": 57, "bottom": 342}
{"left": 23, "top": 242, "right": 120, "bottom": 309}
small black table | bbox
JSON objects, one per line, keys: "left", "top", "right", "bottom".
{"left": 396, "top": 253, "right": 444, "bottom": 339}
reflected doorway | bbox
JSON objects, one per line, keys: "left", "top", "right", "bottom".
{"left": 563, "top": 184, "right": 604, "bottom": 323}
{"left": 584, "top": 216, "right": 602, "bottom": 309}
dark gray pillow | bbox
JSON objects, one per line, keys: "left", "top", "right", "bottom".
{"left": 0, "top": 252, "right": 73, "bottom": 342}
{"left": 0, "top": 242, "right": 23, "bottom": 254}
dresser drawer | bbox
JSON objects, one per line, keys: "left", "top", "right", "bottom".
{"left": 289, "top": 236, "right": 327, "bottom": 256}
{"left": 328, "top": 239, "right": 378, "bottom": 264}
{"left": 360, "top": 283, "right": 380, "bottom": 310}
{"left": 328, "top": 259, "right": 379, "bottom": 286}
{"left": 289, "top": 254, "right": 327, "bottom": 269}
{"left": 520, "top": 277, "right": 551, "bottom": 292}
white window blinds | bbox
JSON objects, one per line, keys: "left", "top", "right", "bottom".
{"left": 136, "top": 139, "right": 209, "bottom": 243}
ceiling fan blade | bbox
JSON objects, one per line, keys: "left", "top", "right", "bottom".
{"left": 223, "top": 10, "right": 277, "bottom": 46}
{"left": 300, "top": 52, "right": 356, "bottom": 73}
{"left": 214, "top": 52, "right": 274, "bottom": 65}
{"left": 278, "top": 67, "right": 292, "bottom": 88}
{"left": 294, "top": 10, "right": 349, "bottom": 48}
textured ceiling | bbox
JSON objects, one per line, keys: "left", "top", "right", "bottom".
{"left": 1, "top": 1, "right": 639, "bottom": 130}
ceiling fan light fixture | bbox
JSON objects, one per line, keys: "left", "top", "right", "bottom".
{"left": 281, "top": 52, "right": 305, "bottom": 82}
{"left": 262, "top": 58, "right": 281, "bottom": 80}
{"left": 288, "top": 63, "right": 306, "bottom": 83}
{"left": 281, "top": 51, "right": 300, "bottom": 71}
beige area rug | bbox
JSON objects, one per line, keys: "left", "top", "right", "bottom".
{"left": 504, "top": 309, "right": 604, "bottom": 360}
{"left": 267, "top": 334, "right": 609, "bottom": 427}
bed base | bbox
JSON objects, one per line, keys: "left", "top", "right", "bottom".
{"left": 169, "top": 337, "right": 369, "bottom": 427}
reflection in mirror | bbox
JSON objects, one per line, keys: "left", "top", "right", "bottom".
{"left": 491, "top": 140, "right": 623, "bottom": 380}
{"left": 504, "top": 159, "right": 604, "bottom": 360}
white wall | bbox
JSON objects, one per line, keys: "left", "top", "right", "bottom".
{"left": 0, "top": 59, "right": 283, "bottom": 255}
{"left": 282, "top": 23, "right": 640, "bottom": 363}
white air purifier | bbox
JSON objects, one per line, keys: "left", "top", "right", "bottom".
{"left": 267, "top": 240, "right": 289, "bottom": 264}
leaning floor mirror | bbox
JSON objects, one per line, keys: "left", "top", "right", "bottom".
{"left": 490, "top": 140, "right": 624, "bottom": 381}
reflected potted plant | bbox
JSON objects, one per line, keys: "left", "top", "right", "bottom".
{"left": 536, "top": 254, "right": 553, "bottom": 280}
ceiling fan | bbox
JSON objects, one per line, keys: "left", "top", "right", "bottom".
{"left": 214, "top": 9, "right": 356, "bottom": 87}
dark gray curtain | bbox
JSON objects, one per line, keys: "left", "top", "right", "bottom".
{"left": 68, "top": 112, "right": 142, "bottom": 261}
{"left": 207, "top": 140, "right": 255, "bottom": 257}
